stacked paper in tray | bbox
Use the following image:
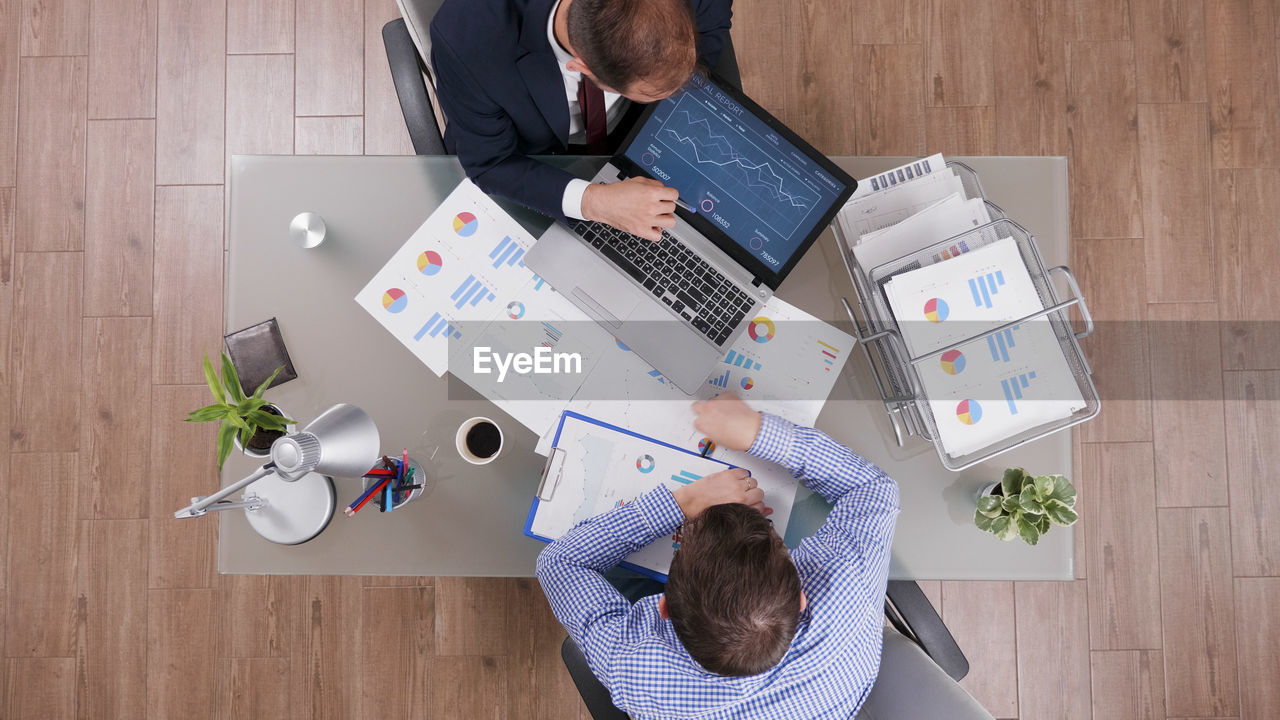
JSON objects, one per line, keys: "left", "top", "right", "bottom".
{"left": 836, "top": 154, "right": 993, "bottom": 274}
{"left": 882, "top": 237, "right": 1085, "bottom": 457}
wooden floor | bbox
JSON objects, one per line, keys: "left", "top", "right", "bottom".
{"left": 1, "top": 0, "right": 1277, "bottom": 717}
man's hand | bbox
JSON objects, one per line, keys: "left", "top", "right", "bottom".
{"left": 581, "top": 177, "right": 678, "bottom": 242}
{"left": 691, "top": 392, "right": 763, "bottom": 452}
{"left": 671, "top": 468, "right": 768, "bottom": 519}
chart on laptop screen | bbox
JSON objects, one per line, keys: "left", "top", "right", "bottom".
{"left": 625, "top": 79, "right": 846, "bottom": 271}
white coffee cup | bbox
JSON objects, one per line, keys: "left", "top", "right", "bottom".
{"left": 456, "top": 417, "right": 503, "bottom": 465}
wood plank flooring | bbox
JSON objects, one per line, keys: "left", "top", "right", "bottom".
{"left": 4, "top": 0, "right": 1277, "bottom": 717}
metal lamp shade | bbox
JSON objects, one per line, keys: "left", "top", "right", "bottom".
{"left": 271, "top": 403, "right": 380, "bottom": 480}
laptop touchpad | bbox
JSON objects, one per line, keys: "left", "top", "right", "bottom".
{"left": 571, "top": 287, "right": 625, "bottom": 328}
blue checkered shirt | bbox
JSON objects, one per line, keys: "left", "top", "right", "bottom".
{"left": 536, "top": 413, "right": 900, "bottom": 719}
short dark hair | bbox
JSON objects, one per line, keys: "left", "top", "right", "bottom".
{"left": 566, "top": 0, "right": 698, "bottom": 94}
{"left": 665, "top": 504, "right": 803, "bottom": 676}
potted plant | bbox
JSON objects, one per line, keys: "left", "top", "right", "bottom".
{"left": 186, "top": 352, "right": 296, "bottom": 468}
{"left": 974, "top": 468, "right": 1078, "bottom": 546}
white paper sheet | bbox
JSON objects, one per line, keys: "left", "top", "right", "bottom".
{"left": 852, "top": 193, "right": 992, "bottom": 274}
{"left": 883, "top": 237, "right": 1084, "bottom": 457}
{"left": 354, "top": 179, "right": 552, "bottom": 376}
{"left": 838, "top": 170, "right": 968, "bottom": 238}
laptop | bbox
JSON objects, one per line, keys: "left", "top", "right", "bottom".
{"left": 523, "top": 74, "right": 857, "bottom": 393}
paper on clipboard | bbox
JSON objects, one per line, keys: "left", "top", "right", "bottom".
{"left": 526, "top": 412, "right": 800, "bottom": 580}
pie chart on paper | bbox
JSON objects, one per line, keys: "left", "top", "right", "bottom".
{"left": 453, "top": 212, "right": 479, "bottom": 237}
{"left": 956, "top": 399, "right": 982, "bottom": 425}
{"left": 940, "top": 349, "right": 966, "bottom": 375}
{"left": 417, "top": 250, "right": 443, "bottom": 275}
{"left": 748, "top": 316, "right": 775, "bottom": 343}
{"left": 382, "top": 288, "right": 408, "bottom": 313}
{"left": 924, "top": 297, "right": 949, "bottom": 323}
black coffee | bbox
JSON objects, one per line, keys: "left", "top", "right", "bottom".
{"left": 465, "top": 422, "right": 502, "bottom": 458}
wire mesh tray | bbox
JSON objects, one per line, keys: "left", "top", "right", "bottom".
{"left": 833, "top": 161, "right": 1005, "bottom": 447}
{"left": 838, "top": 209, "right": 1098, "bottom": 469}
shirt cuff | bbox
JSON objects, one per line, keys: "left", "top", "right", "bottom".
{"left": 562, "top": 179, "right": 590, "bottom": 220}
{"left": 633, "top": 486, "right": 686, "bottom": 539}
{"left": 748, "top": 413, "right": 797, "bottom": 466}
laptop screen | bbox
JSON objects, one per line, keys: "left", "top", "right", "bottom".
{"left": 619, "top": 76, "right": 854, "bottom": 287}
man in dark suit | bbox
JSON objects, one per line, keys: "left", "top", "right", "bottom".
{"left": 430, "top": 0, "right": 732, "bottom": 241}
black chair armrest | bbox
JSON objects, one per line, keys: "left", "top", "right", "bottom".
{"left": 561, "top": 637, "right": 630, "bottom": 720}
{"left": 884, "top": 580, "right": 970, "bottom": 682}
{"left": 382, "top": 18, "right": 446, "bottom": 155}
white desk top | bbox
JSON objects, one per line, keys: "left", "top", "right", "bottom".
{"left": 220, "top": 155, "right": 1075, "bottom": 580}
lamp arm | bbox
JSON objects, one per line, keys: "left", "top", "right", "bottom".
{"left": 174, "top": 463, "right": 277, "bottom": 518}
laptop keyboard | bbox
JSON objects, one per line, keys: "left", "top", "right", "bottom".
{"left": 571, "top": 220, "right": 755, "bottom": 346}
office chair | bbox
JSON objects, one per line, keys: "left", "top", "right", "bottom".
{"left": 383, "top": 0, "right": 447, "bottom": 155}
{"left": 383, "top": 0, "right": 744, "bottom": 156}
{"left": 560, "top": 580, "right": 994, "bottom": 720}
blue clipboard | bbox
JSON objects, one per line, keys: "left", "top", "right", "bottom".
{"left": 523, "top": 411, "right": 733, "bottom": 582}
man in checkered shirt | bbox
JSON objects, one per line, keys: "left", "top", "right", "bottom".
{"left": 537, "top": 392, "right": 901, "bottom": 718}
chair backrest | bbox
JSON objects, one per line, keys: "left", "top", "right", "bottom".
{"left": 395, "top": 0, "right": 444, "bottom": 86}
{"left": 561, "top": 636, "right": 630, "bottom": 720}
{"left": 854, "top": 627, "right": 994, "bottom": 720}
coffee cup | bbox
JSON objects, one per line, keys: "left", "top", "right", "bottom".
{"left": 456, "top": 417, "right": 503, "bottom": 465}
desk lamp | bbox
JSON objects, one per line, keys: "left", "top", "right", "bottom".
{"left": 174, "top": 403, "right": 380, "bottom": 544}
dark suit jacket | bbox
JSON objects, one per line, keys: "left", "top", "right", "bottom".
{"left": 429, "top": 0, "right": 732, "bottom": 221}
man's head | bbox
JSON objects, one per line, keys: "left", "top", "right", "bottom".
{"left": 565, "top": 0, "right": 699, "bottom": 102}
{"left": 661, "top": 503, "right": 804, "bottom": 676}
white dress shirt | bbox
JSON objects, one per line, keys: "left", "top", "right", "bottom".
{"left": 547, "top": 0, "right": 629, "bottom": 219}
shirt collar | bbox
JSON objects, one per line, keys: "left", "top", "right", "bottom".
{"left": 547, "top": 0, "right": 577, "bottom": 71}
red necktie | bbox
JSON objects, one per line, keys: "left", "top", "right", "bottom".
{"left": 577, "top": 76, "right": 609, "bottom": 154}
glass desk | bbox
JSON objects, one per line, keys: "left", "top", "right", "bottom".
{"left": 221, "top": 155, "right": 1074, "bottom": 580}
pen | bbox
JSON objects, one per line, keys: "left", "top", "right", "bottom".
{"left": 397, "top": 467, "right": 417, "bottom": 504}
{"left": 674, "top": 197, "right": 695, "bottom": 213}
{"left": 699, "top": 439, "right": 715, "bottom": 458}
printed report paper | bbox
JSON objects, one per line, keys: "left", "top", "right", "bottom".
{"left": 883, "top": 237, "right": 1084, "bottom": 457}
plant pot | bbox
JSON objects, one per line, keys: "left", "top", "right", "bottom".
{"left": 976, "top": 480, "right": 1002, "bottom": 502}
{"left": 234, "top": 404, "right": 296, "bottom": 458}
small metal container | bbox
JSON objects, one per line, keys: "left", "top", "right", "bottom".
{"left": 290, "top": 212, "right": 327, "bottom": 249}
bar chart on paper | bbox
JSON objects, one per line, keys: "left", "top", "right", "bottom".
{"left": 451, "top": 275, "right": 496, "bottom": 309}
{"left": 1000, "top": 371, "right": 1037, "bottom": 415}
{"left": 670, "top": 469, "right": 701, "bottom": 485}
{"left": 489, "top": 236, "right": 526, "bottom": 269}
{"left": 724, "top": 349, "right": 762, "bottom": 370}
{"left": 708, "top": 369, "right": 731, "bottom": 389}
{"left": 968, "top": 270, "right": 1006, "bottom": 309}
{"left": 986, "top": 326, "right": 1019, "bottom": 363}
{"left": 415, "top": 312, "right": 462, "bottom": 341}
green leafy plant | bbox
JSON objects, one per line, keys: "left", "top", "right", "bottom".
{"left": 974, "top": 468, "right": 1078, "bottom": 546}
{"left": 186, "top": 353, "right": 295, "bottom": 469}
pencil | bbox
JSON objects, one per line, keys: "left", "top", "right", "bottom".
{"left": 345, "top": 476, "right": 391, "bottom": 517}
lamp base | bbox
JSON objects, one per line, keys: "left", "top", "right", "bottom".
{"left": 242, "top": 471, "right": 335, "bottom": 545}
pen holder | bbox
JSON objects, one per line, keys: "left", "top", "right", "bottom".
{"left": 360, "top": 456, "right": 427, "bottom": 511}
